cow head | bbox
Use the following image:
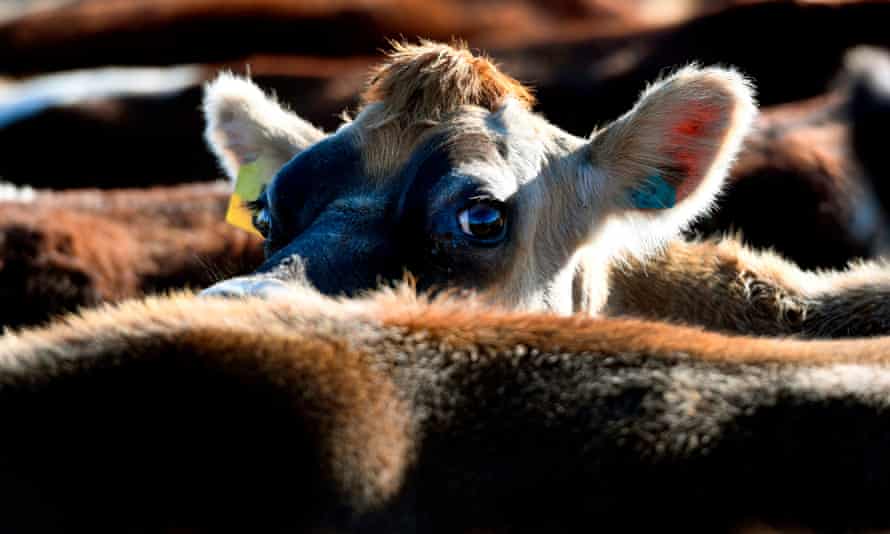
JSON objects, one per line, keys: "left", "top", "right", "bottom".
{"left": 202, "top": 41, "right": 756, "bottom": 313}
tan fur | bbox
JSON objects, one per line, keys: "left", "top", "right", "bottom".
{"left": 8, "top": 287, "right": 890, "bottom": 414}
{"left": 606, "top": 238, "right": 812, "bottom": 336}
{"left": 361, "top": 40, "right": 534, "bottom": 123}
{"left": 364, "top": 285, "right": 890, "bottom": 366}
{"left": 355, "top": 40, "right": 533, "bottom": 180}
{"left": 9, "top": 288, "right": 890, "bottom": 383}
{"left": 606, "top": 237, "right": 890, "bottom": 338}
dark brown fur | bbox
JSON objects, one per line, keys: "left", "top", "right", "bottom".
{"left": 693, "top": 89, "right": 888, "bottom": 270}
{"left": 4, "top": 291, "right": 890, "bottom": 531}
{"left": 0, "top": 183, "right": 264, "bottom": 328}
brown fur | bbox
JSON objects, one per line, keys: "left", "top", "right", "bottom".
{"left": 361, "top": 40, "right": 534, "bottom": 123}
{"left": 693, "top": 88, "right": 888, "bottom": 270}
{"left": 355, "top": 40, "right": 535, "bottom": 180}
{"left": 0, "top": 183, "right": 264, "bottom": 328}
{"left": 5, "top": 291, "right": 890, "bottom": 530}
{"left": 607, "top": 237, "right": 890, "bottom": 338}
{"left": 370, "top": 285, "right": 890, "bottom": 365}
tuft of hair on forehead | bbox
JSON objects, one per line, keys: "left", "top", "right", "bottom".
{"left": 360, "top": 40, "right": 534, "bottom": 124}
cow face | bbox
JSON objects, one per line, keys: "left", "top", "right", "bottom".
{"left": 202, "top": 42, "right": 756, "bottom": 313}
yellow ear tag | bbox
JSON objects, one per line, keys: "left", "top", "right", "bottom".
{"left": 226, "top": 158, "right": 276, "bottom": 236}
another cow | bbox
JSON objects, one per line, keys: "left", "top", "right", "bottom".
{"left": 202, "top": 41, "right": 890, "bottom": 338}
{"left": 0, "top": 182, "right": 264, "bottom": 328}
{"left": 4, "top": 289, "right": 890, "bottom": 531}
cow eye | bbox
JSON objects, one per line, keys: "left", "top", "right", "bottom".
{"left": 246, "top": 191, "right": 273, "bottom": 239}
{"left": 252, "top": 209, "right": 272, "bottom": 238}
{"left": 457, "top": 201, "right": 507, "bottom": 242}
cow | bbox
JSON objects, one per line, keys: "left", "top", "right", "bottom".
{"left": 0, "top": 182, "right": 264, "bottom": 328}
{"left": 201, "top": 41, "right": 890, "bottom": 338}
{"left": 5, "top": 287, "right": 890, "bottom": 531}
{"left": 6, "top": 40, "right": 890, "bottom": 532}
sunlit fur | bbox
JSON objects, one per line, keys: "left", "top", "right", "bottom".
{"left": 607, "top": 236, "right": 890, "bottom": 338}
{"left": 355, "top": 40, "right": 534, "bottom": 182}
{"left": 203, "top": 72, "right": 325, "bottom": 179}
{"left": 203, "top": 41, "right": 886, "bottom": 337}
{"left": 361, "top": 39, "right": 535, "bottom": 124}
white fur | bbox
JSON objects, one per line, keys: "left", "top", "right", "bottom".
{"left": 550, "top": 66, "right": 758, "bottom": 313}
{"left": 202, "top": 73, "right": 326, "bottom": 182}
{"left": 0, "top": 182, "right": 35, "bottom": 203}
{"left": 591, "top": 66, "right": 758, "bottom": 260}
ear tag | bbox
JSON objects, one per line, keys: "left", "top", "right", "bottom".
{"left": 226, "top": 157, "right": 276, "bottom": 236}
{"left": 629, "top": 174, "right": 676, "bottom": 210}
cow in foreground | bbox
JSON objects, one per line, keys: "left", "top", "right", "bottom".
{"left": 4, "top": 289, "right": 890, "bottom": 531}
{"left": 202, "top": 41, "right": 890, "bottom": 338}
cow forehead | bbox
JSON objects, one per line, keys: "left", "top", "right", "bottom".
{"left": 272, "top": 102, "right": 540, "bottom": 220}
{"left": 347, "top": 103, "right": 498, "bottom": 183}
{"left": 332, "top": 39, "right": 539, "bottom": 184}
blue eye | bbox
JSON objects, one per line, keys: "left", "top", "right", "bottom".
{"left": 457, "top": 202, "right": 507, "bottom": 241}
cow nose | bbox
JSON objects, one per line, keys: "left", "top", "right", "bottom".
{"left": 200, "top": 277, "right": 295, "bottom": 299}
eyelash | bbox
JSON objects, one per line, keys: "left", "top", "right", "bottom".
{"left": 243, "top": 188, "right": 273, "bottom": 239}
{"left": 244, "top": 190, "right": 266, "bottom": 214}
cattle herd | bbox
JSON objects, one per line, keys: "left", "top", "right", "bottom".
{"left": 4, "top": 1, "right": 890, "bottom": 532}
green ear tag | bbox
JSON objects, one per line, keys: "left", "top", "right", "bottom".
{"left": 226, "top": 158, "right": 276, "bottom": 236}
{"left": 629, "top": 174, "right": 676, "bottom": 209}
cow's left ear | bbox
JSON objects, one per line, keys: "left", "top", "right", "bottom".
{"left": 587, "top": 66, "right": 756, "bottom": 247}
{"left": 203, "top": 73, "right": 326, "bottom": 182}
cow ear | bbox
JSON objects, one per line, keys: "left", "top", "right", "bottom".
{"left": 587, "top": 66, "right": 756, "bottom": 249}
{"left": 203, "top": 73, "right": 326, "bottom": 182}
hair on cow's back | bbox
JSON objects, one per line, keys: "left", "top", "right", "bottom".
{"left": 4, "top": 289, "right": 890, "bottom": 530}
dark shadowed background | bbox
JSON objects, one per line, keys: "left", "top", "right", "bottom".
{"left": 2, "top": 0, "right": 890, "bottom": 328}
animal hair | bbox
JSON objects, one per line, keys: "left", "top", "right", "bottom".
{"left": 4, "top": 290, "right": 890, "bottom": 530}
{"left": 203, "top": 72, "right": 326, "bottom": 180}
{"left": 361, "top": 39, "right": 534, "bottom": 127}
{"left": 608, "top": 236, "right": 890, "bottom": 338}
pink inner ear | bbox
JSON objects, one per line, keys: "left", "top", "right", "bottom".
{"left": 668, "top": 104, "right": 722, "bottom": 202}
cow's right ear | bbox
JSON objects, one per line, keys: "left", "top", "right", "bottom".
{"left": 203, "top": 73, "right": 326, "bottom": 182}
{"left": 581, "top": 66, "right": 756, "bottom": 255}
